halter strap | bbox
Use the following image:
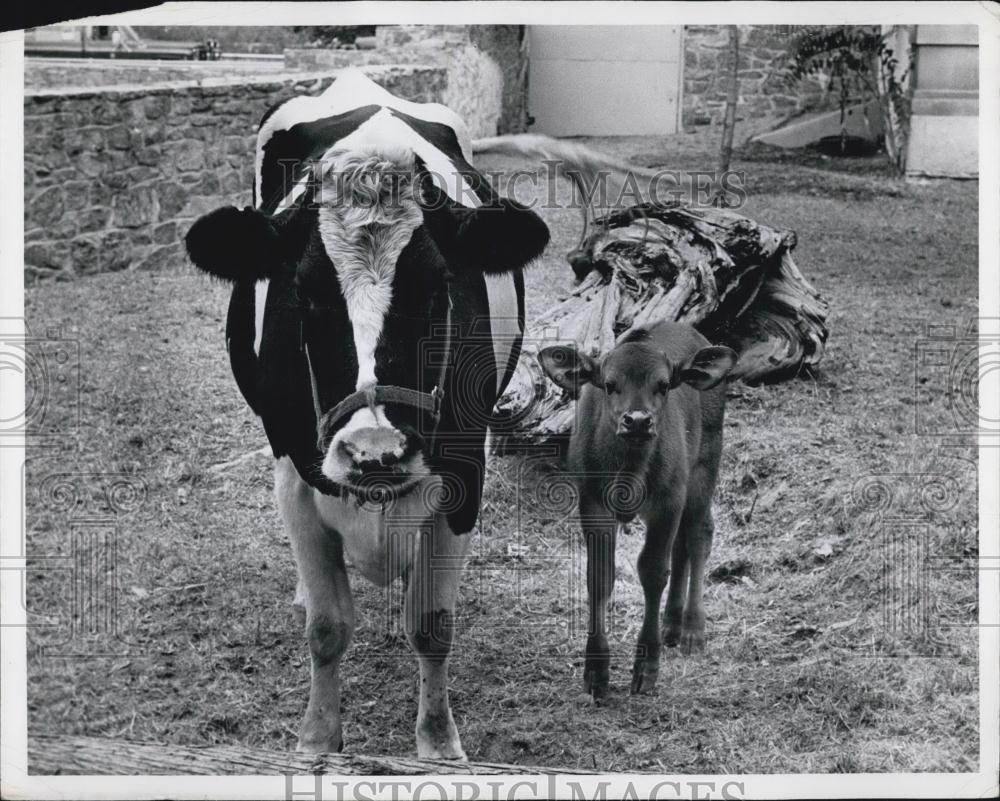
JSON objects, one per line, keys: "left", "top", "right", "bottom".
{"left": 303, "top": 299, "right": 453, "bottom": 454}
{"left": 315, "top": 384, "right": 444, "bottom": 450}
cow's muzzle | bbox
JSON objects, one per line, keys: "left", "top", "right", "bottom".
{"left": 316, "top": 383, "right": 444, "bottom": 452}
{"left": 316, "top": 384, "right": 444, "bottom": 504}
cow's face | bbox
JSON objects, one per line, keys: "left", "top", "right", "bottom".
{"left": 186, "top": 147, "right": 549, "bottom": 498}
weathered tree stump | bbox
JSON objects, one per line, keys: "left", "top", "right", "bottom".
{"left": 495, "top": 202, "right": 830, "bottom": 443}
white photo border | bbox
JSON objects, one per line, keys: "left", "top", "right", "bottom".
{"left": 2, "top": 3, "right": 997, "bottom": 799}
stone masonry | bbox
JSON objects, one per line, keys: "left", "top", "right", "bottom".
{"left": 23, "top": 65, "right": 446, "bottom": 282}
{"left": 683, "top": 25, "right": 835, "bottom": 128}
{"left": 286, "top": 25, "right": 840, "bottom": 133}
{"left": 24, "top": 57, "right": 289, "bottom": 91}
{"left": 284, "top": 25, "right": 528, "bottom": 136}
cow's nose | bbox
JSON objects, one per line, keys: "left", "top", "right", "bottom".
{"left": 339, "top": 428, "right": 408, "bottom": 472}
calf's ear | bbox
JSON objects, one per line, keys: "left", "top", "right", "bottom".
{"left": 674, "top": 346, "right": 738, "bottom": 390}
{"left": 537, "top": 345, "right": 599, "bottom": 397}
{"left": 185, "top": 206, "right": 285, "bottom": 283}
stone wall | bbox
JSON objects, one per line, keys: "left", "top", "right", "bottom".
{"left": 24, "top": 65, "right": 446, "bottom": 282}
{"left": 683, "top": 25, "right": 836, "bottom": 128}
{"left": 25, "top": 57, "right": 288, "bottom": 91}
{"left": 468, "top": 26, "right": 528, "bottom": 136}
{"left": 284, "top": 24, "right": 528, "bottom": 136}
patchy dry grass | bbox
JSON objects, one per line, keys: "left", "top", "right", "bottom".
{"left": 25, "top": 134, "right": 978, "bottom": 773}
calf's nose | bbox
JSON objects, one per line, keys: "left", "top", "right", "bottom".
{"left": 619, "top": 411, "right": 654, "bottom": 438}
{"left": 339, "top": 428, "right": 408, "bottom": 473}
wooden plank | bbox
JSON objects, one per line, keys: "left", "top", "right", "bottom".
{"left": 28, "top": 735, "right": 596, "bottom": 776}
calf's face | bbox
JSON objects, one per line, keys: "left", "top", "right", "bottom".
{"left": 538, "top": 339, "right": 737, "bottom": 445}
{"left": 600, "top": 343, "right": 674, "bottom": 442}
{"left": 185, "top": 148, "right": 548, "bottom": 498}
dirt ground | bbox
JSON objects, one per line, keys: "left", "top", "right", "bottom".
{"left": 24, "top": 134, "right": 979, "bottom": 773}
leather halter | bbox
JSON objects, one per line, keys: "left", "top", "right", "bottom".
{"left": 302, "top": 299, "right": 453, "bottom": 456}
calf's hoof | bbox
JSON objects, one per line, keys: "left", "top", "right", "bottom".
{"left": 681, "top": 629, "right": 706, "bottom": 655}
{"left": 583, "top": 665, "right": 610, "bottom": 699}
{"left": 584, "top": 636, "right": 610, "bottom": 699}
{"left": 630, "top": 660, "right": 659, "bottom": 695}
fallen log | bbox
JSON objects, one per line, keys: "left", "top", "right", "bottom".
{"left": 494, "top": 202, "right": 830, "bottom": 443}
{"left": 27, "top": 734, "right": 596, "bottom": 776}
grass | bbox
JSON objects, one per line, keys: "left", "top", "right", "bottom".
{"left": 24, "top": 133, "right": 978, "bottom": 773}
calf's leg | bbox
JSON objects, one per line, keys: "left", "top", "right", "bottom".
{"left": 405, "top": 512, "right": 471, "bottom": 759}
{"left": 676, "top": 427, "right": 724, "bottom": 654}
{"left": 275, "top": 457, "right": 355, "bottom": 753}
{"left": 679, "top": 506, "right": 714, "bottom": 654}
{"left": 580, "top": 497, "right": 617, "bottom": 699}
{"left": 631, "top": 508, "right": 679, "bottom": 694}
{"left": 662, "top": 532, "right": 689, "bottom": 647}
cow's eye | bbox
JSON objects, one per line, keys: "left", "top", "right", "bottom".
{"left": 604, "top": 380, "right": 618, "bottom": 394}
{"left": 655, "top": 380, "right": 669, "bottom": 395}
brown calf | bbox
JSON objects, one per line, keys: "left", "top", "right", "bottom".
{"left": 538, "top": 322, "right": 736, "bottom": 698}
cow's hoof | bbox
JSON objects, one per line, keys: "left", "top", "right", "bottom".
{"left": 416, "top": 713, "right": 466, "bottom": 760}
{"left": 418, "top": 743, "right": 468, "bottom": 760}
{"left": 662, "top": 626, "right": 681, "bottom": 648}
{"left": 296, "top": 734, "right": 344, "bottom": 754}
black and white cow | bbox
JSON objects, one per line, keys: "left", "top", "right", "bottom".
{"left": 185, "top": 70, "right": 549, "bottom": 758}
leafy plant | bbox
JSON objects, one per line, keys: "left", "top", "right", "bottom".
{"left": 291, "top": 26, "right": 376, "bottom": 48}
{"left": 133, "top": 26, "right": 306, "bottom": 54}
{"left": 783, "top": 25, "right": 913, "bottom": 174}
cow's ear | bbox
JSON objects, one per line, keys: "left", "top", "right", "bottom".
{"left": 185, "top": 206, "right": 285, "bottom": 282}
{"left": 673, "top": 346, "right": 738, "bottom": 390}
{"left": 537, "top": 345, "right": 599, "bottom": 396}
{"left": 453, "top": 198, "right": 550, "bottom": 274}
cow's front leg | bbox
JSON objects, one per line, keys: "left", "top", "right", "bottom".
{"left": 275, "top": 458, "right": 355, "bottom": 753}
{"left": 404, "top": 512, "right": 470, "bottom": 760}
{"left": 292, "top": 577, "right": 307, "bottom": 627}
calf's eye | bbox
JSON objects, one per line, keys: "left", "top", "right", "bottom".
{"left": 605, "top": 380, "right": 618, "bottom": 394}
{"left": 656, "top": 381, "right": 669, "bottom": 395}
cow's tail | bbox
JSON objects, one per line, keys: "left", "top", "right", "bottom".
{"left": 471, "top": 134, "right": 687, "bottom": 253}
{"left": 471, "top": 134, "right": 668, "bottom": 182}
